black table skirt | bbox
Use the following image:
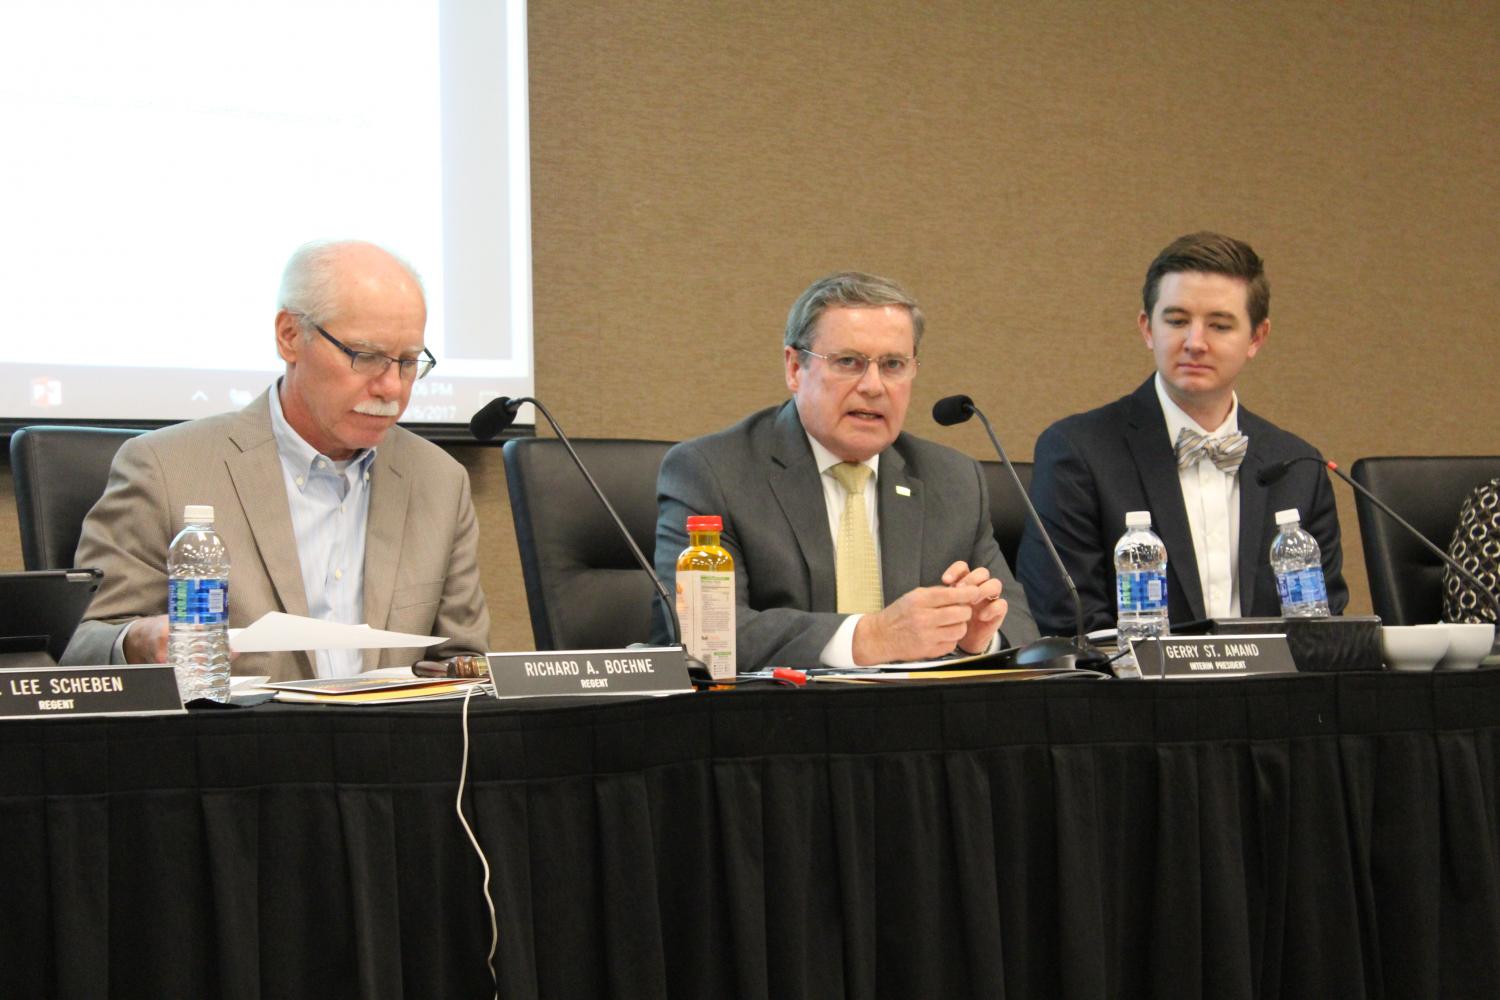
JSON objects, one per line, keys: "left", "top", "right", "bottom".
{"left": 2, "top": 670, "right": 1499, "bottom": 999}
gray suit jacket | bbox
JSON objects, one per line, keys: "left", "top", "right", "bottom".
{"left": 653, "top": 401, "right": 1038, "bottom": 670}
{"left": 61, "top": 389, "right": 490, "bottom": 681}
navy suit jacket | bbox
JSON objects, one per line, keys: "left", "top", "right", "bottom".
{"left": 1017, "top": 378, "right": 1347, "bottom": 635}
{"left": 653, "top": 401, "right": 1039, "bottom": 670}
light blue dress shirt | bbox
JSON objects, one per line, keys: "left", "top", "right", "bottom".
{"left": 268, "top": 383, "right": 376, "bottom": 677}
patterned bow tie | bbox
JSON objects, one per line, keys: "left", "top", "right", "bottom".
{"left": 1174, "top": 427, "right": 1249, "bottom": 473}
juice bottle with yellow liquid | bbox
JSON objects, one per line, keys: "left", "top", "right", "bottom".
{"left": 675, "top": 515, "right": 736, "bottom": 682}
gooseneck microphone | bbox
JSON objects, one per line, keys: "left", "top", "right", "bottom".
{"left": 933, "top": 394, "right": 1109, "bottom": 671}
{"left": 930, "top": 394, "right": 978, "bottom": 428}
{"left": 1258, "top": 455, "right": 1500, "bottom": 654}
{"left": 470, "top": 396, "right": 695, "bottom": 665}
{"left": 468, "top": 395, "right": 528, "bottom": 440}
{"left": 469, "top": 396, "right": 525, "bottom": 442}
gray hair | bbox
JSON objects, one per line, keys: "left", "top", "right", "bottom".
{"left": 276, "top": 239, "right": 425, "bottom": 334}
{"left": 783, "top": 271, "right": 925, "bottom": 353}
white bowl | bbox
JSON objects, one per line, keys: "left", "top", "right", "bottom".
{"left": 1436, "top": 623, "right": 1496, "bottom": 671}
{"left": 1381, "top": 625, "right": 1450, "bottom": 672}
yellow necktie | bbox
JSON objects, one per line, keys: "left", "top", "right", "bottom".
{"left": 830, "top": 462, "right": 883, "bottom": 613}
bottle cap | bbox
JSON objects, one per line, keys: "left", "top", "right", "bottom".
{"left": 184, "top": 504, "right": 215, "bottom": 523}
{"left": 686, "top": 515, "right": 722, "bottom": 532}
{"left": 1124, "top": 510, "right": 1152, "bottom": 528}
{"left": 1274, "top": 508, "right": 1302, "bottom": 526}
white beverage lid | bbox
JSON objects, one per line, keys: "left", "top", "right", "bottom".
{"left": 184, "top": 504, "right": 215, "bottom": 523}
{"left": 1275, "top": 508, "right": 1302, "bottom": 526}
{"left": 1125, "top": 510, "right": 1152, "bottom": 528}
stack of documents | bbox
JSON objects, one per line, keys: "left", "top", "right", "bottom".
{"left": 226, "top": 613, "right": 479, "bottom": 704}
{"left": 263, "top": 673, "right": 486, "bottom": 704}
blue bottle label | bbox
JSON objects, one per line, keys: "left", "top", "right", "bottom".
{"left": 169, "top": 578, "right": 229, "bottom": 625}
{"left": 1276, "top": 567, "right": 1327, "bottom": 607}
{"left": 1117, "top": 570, "right": 1168, "bottom": 613}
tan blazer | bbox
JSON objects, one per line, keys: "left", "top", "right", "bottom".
{"left": 61, "top": 389, "right": 491, "bottom": 681}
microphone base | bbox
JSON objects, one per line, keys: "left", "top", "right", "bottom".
{"left": 993, "top": 637, "right": 1114, "bottom": 675}
{"left": 683, "top": 654, "right": 727, "bottom": 687}
{"left": 1071, "top": 646, "right": 1115, "bottom": 675}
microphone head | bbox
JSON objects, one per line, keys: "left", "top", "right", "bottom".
{"left": 469, "top": 396, "right": 520, "bottom": 441}
{"left": 932, "top": 394, "right": 976, "bottom": 427}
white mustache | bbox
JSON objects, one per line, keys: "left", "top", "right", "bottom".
{"left": 354, "top": 399, "right": 401, "bottom": 417}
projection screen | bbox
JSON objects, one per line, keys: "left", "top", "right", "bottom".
{"left": 0, "top": 0, "right": 533, "bottom": 434}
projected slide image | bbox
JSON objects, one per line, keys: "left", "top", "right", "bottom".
{"left": 0, "top": 0, "right": 533, "bottom": 426}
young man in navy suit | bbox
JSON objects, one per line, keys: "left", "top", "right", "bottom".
{"left": 1017, "top": 232, "right": 1347, "bottom": 635}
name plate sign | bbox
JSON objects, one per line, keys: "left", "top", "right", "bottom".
{"left": 487, "top": 646, "right": 692, "bottom": 699}
{"left": 0, "top": 665, "right": 185, "bottom": 719}
{"left": 1130, "top": 634, "right": 1297, "bottom": 678}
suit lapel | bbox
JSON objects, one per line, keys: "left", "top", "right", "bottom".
{"left": 1123, "top": 382, "right": 1206, "bottom": 619}
{"left": 362, "top": 438, "right": 410, "bottom": 633}
{"left": 225, "top": 393, "right": 316, "bottom": 678}
{"left": 767, "top": 403, "right": 838, "bottom": 613}
{"left": 227, "top": 397, "right": 308, "bottom": 616}
{"left": 1235, "top": 409, "right": 1270, "bottom": 611}
{"left": 878, "top": 444, "right": 923, "bottom": 602}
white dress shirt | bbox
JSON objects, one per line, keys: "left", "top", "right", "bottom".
{"left": 268, "top": 382, "right": 376, "bottom": 677}
{"left": 1154, "top": 373, "right": 1242, "bottom": 619}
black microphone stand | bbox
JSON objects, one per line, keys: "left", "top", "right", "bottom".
{"left": 939, "top": 396, "right": 1111, "bottom": 672}
{"left": 471, "top": 395, "right": 712, "bottom": 681}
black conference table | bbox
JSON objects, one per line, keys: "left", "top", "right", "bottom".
{"left": 2, "top": 668, "right": 1498, "bottom": 1000}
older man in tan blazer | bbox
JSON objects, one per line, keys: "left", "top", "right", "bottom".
{"left": 62, "top": 241, "right": 490, "bottom": 681}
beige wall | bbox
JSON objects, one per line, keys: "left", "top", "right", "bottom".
{"left": 3, "top": 1, "right": 1498, "bottom": 649}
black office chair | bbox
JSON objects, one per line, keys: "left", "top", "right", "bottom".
{"left": 1350, "top": 456, "right": 1500, "bottom": 625}
{"left": 10, "top": 425, "right": 147, "bottom": 571}
{"left": 503, "top": 437, "right": 674, "bottom": 650}
{"left": 979, "top": 459, "right": 1033, "bottom": 569}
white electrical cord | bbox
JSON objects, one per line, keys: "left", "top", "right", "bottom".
{"left": 455, "top": 682, "right": 500, "bottom": 998}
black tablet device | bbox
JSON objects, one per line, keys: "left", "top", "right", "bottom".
{"left": 0, "top": 568, "right": 103, "bottom": 665}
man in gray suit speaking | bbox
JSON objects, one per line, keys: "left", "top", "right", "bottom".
{"left": 62, "top": 240, "right": 490, "bottom": 681}
{"left": 653, "top": 271, "right": 1037, "bottom": 671}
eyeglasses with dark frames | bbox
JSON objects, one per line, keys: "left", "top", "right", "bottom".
{"left": 313, "top": 324, "right": 436, "bottom": 381}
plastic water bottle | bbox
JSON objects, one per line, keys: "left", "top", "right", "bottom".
{"left": 1115, "top": 511, "right": 1169, "bottom": 675}
{"left": 168, "top": 504, "right": 231, "bottom": 702}
{"left": 1270, "top": 508, "right": 1330, "bottom": 618}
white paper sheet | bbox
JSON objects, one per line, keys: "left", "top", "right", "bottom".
{"left": 228, "top": 612, "right": 447, "bottom": 652}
